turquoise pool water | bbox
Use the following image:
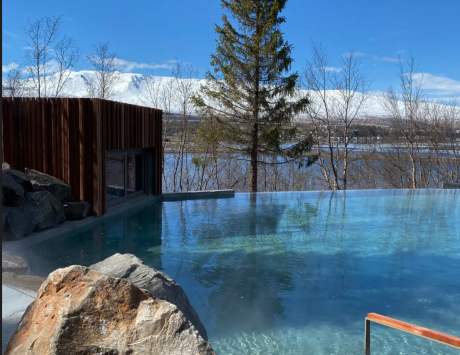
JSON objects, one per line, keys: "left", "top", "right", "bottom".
{"left": 19, "top": 189, "right": 460, "bottom": 354}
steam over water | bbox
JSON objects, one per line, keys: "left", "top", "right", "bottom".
{"left": 16, "top": 189, "right": 460, "bottom": 354}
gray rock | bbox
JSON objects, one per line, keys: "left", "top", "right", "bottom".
{"left": 3, "top": 191, "right": 66, "bottom": 240}
{"left": 24, "top": 168, "right": 74, "bottom": 203}
{"left": 3, "top": 169, "right": 34, "bottom": 193}
{"left": 2, "top": 174, "right": 24, "bottom": 207}
{"left": 2, "top": 255, "right": 28, "bottom": 275}
{"left": 21, "top": 191, "right": 66, "bottom": 231}
{"left": 90, "top": 253, "right": 209, "bottom": 341}
{"left": 2, "top": 162, "right": 10, "bottom": 171}
{"left": 5, "top": 266, "right": 216, "bottom": 355}
{"left": 4, "top": 207, "right": 36, "bottom": 240}
{"left": 64, "top": 201, "right": 90, "bottom": 220}
{"left": 2, "top": 206, "right": 11, "bottom": 232}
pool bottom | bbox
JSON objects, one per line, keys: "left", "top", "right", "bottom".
{"left": 13, "top": 190, "right": 460, "bottom": 355}
{"left": 211, "top": 322, "right": 458, "bottom": 355}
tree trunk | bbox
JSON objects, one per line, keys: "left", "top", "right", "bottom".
{"left": 250, "top": 123, "right": 258, "bottom": 193}
{"left": 250, "top": 7, "right": 261, "bottom": 193}
{"left": 343, "top": 127, "right": 349, "bottom": 190}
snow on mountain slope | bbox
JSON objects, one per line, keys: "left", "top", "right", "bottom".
{"left": 12, "top": 70, "right": 458, "bottom": 119}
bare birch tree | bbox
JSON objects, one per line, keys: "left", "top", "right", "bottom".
{"left": 171, "top": 60, "right": 199, "bottom": 192}
{"left": 160, "top": 76, "right": 176, "bottom": 191}
{"left": 137, "top": 73, "right": 171, "bottom": 191}
{"left": 138, "top": 73, "right": 162, "bottom": 108}
{"left": 86, "top": 42, "right": 120, "bottom": 99}
{"left": 23, "top": 16, "right": 61, "bottom": 97}
{"left": 418, "top": 96, "right": 460, "bottom": 186}
{"left": 302, "top": 43, "right": 371, "bottom": 190}
{"left": 380, "top": 55, "right": 426, "bottom": 189}
{"left": 23, "top": 15, "right": 79, "bottom": 97}
{"left": 2, "top": 64, "right": 27, "bottom": 98}
{"left": 49, "top": 35, "right": 79, "bottom": 97}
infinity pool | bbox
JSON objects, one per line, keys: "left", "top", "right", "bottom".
{"left": 19, "top": 189, "right": 460, "bottom": 354}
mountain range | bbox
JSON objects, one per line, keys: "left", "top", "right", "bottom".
{"left": 8, "top": 70, "right": 459, "bottom": 120}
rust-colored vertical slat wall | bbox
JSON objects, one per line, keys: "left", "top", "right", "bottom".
{"left": 68, "top": 98, "right": 77, "bottom": 199}
{"left": 35, "top": 99, "right": 42, "bottom": 172}
{"left": 100, "top": 99, "right": 107, "bottom": 214}
{"left": 2, "top": 97, "right": 162, "bottom": 216}
{"left": 40, "top": 99, "right": 47, "bottom": 173}
{"left": 23, "top": 99, "right": 30, "bottom": 170}
{"left": 153, "top": 109, "right": 163, "bottom": 195}
{"left": 83, "top": 99, "right": 92, "bottom": 209}
{"left": 30, "top": 99, "right": 36, "bottom": 171}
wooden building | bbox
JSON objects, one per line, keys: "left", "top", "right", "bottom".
{"left": 2, "top": 97, "right": 162, "bottom": 216}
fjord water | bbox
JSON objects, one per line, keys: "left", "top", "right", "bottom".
{"left": 21, "top": 189, "right": 460, "bottom": 354}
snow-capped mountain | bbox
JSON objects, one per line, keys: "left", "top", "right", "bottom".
{"left": 9, "top": 70, "right": 458, "bottom": 119}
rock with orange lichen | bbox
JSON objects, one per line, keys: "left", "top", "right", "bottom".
{"left": 90, "top": 253, "right": 209, "bottom": 341}
{"left": 5, "top": 265, "right": 216, "bottom": 355}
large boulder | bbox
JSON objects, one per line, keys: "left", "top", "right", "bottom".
{"left": 23, "top": 191, "right": 66, "bottom": 231}
{"left": 24, "top": 168, "right": 74, "bottom": 203}
{"left": 3, "top": 207, "right": 37, "bottom": 240}
{"left": 64, "top": 201, "right": 91, "bottom": 220}
{"left": 90, "top": 253, "right": 209, "bottom": 341}
{"left": 2, "top": 173, "right": 24, "bottom": 206}
{"left": 5, "top": 265, "right": 216, "bottom": 355}
{"left": 3, "top": 191, "right": 66, "bottom": 240}
{"left": 2, "top": 254, "right": 28, "bottom": 275}
{"left": 3, "top": 169, "right": 34, "bottom": 192}
{"left": 2, "top": 206, "right": 11, "bottom": 232}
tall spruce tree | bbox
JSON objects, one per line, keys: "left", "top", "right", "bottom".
{"left": 193, "top": 0, "right": 313, "bottom": 192}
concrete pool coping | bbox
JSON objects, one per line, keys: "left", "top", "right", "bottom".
{"left": 2, "top": 189, "right": 235, "bottom": 253}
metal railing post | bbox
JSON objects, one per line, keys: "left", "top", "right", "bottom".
{"left": 364, "top": 317, "right": 371, "bottom": 355}
{"left": 365, "top": 313, "right": 460, "bottom": 351}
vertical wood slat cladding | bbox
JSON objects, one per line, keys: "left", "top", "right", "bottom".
{"left": 2, "top": 98, "right": 162, "bottom": 216}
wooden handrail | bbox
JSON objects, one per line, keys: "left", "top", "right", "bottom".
{"left": 364, "top": 313, "right": 460, "bottom": 354}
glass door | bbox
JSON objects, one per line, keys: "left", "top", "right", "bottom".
{"left": 107, "top": 154, "right": 126, "bottom": 202}
{"left": 127, "top": 154, "right": 144, "bottom": 196}
{"left": 107, "top": 150, "right": 145, "bottom": 206}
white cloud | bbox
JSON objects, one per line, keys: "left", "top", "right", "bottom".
{"left": 3, "top": 30, "right": 19, "bottom": 38}
{"left": 115, "top": 58, "right": 174, "bottom": 72}
{"left": 23, "top": 46, "right": 32, "bottom": 50}
{"left": 21, "top": 60, "right": 60, "bottom": 75}
{"left": 3, "top": 42, "right": 10, "bottom": 47}
{"left": 324, "top": 66, "right": 341, "bottom": 72}
{"left": 2, "top": 62, "right": 19, "bottom": 73}
{"left": 380, "top": 56, "right": 400, "bottom": 63}
{"left": 343, "top": 51, "right": 366, "bottom": 57}
{"left": 413, "top": 73, "right": 460, "bottom": 92}
{"left": 344, "top": 52, "right": 400, "bottom": 63}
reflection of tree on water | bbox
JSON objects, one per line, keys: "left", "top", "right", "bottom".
{"left": 17, "top": 190, "right": 460, "bottom": 353}
{"left": 178, "top": 193, "right": 365, "bottom": 336}
{"left": 160, "top": 192, "right": 460, "bottom": 347}
{"left": 180, "top": 194, "right": 315, "bottom": 337}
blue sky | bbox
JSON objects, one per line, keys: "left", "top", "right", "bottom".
{"left": 2, "top": 0, "right": 460, "bottom": 98}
